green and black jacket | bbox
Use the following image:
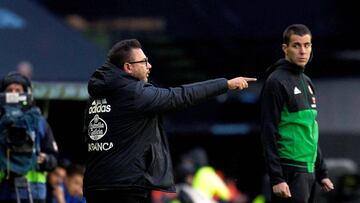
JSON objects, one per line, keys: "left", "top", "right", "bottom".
{"left": 260, "top": 59, "right": 328, "bottom": 186}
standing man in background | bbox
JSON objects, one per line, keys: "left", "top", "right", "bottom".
{"left": 16, "top": 61, "right": 34, "bottom": 79}
{"left": 83, "top": 39, "right": 256, "bottom": 203}
{"left": 260, "top": 24, "right": 334, "bottom": 203}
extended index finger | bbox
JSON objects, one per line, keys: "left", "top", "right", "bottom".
{"left": 243, "top": 77, "right": 257, "bottom": 82}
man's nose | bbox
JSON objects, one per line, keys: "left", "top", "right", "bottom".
{"left": 299, "top": 48, "right": 306, "bottom": 55}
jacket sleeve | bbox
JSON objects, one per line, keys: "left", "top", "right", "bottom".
{"left": 260, "top": 77, "right": 286, "bottom": 186}
{"left": 133, "top": 78, "right": 228, "bottom": 113}
{"left": 39, "top": 119, "right": 58, "bottom": 171}
{"left": 315, "top": 145, "right": 329, "bottom": 183}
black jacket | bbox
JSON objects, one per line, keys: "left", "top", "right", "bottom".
{"left": 260, "top": 59, "right": 328, "bottom": 186}
{"left": 83, "top": 62, "right": 228, "bottom": 193}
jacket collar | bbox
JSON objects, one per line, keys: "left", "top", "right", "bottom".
{"left": 266, "top": 58, "right": 305, "bottom": 75}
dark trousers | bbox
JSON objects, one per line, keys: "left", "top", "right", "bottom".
{"left": 85, "top": 189, "right": 151, "bottom": 203}
{"left": 271, "top": 171, "right": 317, "bottom": 203}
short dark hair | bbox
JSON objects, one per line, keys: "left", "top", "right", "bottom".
{"left": 57, "top": 157, "right": 72, "bottom": 170}
{"left": 66, "top": 164, "right": 85, "bottom": 177}
{"left": 283, "top": 24, "right": 312, "bottom": 45}
{"left": 106, "top": 39, "right": 142, "bottom": 68}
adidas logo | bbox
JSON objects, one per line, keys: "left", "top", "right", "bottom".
{"left": 89, "top": 98, "right": 111, "bottom": 114}
{"left": 91, "top": 98, "right": 107, "bottom": 105}
{"left": 294, "top": 87, "right": 302, "bottom": 95}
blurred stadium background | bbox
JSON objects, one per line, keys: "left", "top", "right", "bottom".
{"left": 1, "top": 0, "right": 360, "bottom": 202}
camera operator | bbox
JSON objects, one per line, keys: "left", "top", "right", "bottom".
{"left": 0, "top": 72, "right": 58, "bottom": 203}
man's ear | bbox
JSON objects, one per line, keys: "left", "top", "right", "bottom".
{"left": 123, "top": 63, "right": 132, "bottom": 74}
{"left": 282, "top": 44, "right": 287, "bottom": 54}
{"left": 308, "top": 50, "right": 314, "bottom": 62}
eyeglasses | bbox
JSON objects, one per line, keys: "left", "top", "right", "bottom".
{"left": 128, "top": 58, "right": 148, "bottom": 66}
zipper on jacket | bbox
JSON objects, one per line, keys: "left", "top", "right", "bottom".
{"left": 300, "top": 74, "right": 316, "bottom": 139}
{"left": 300, "top": 74, "right": 310, "bottom": 109}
